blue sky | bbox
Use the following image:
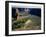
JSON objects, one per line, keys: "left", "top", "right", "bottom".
{"left": 12, "top": 8, "right": 41, "bottom": 17}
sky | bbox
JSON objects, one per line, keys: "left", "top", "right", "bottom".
{"left": 12, "top": 7, "right": 41, "bottom": 18}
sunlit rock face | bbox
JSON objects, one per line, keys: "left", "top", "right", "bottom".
{"left": 17, "top": 16, "right": 25, "bottom": 20}
{"left": 16, "top": 8, "right": 31, "bottom": 20}
{"left": 25, "top": 20, "right": 32, "bottom": 25}
{"left": 24, "top": 20, "right": 32, "bottom": 29}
